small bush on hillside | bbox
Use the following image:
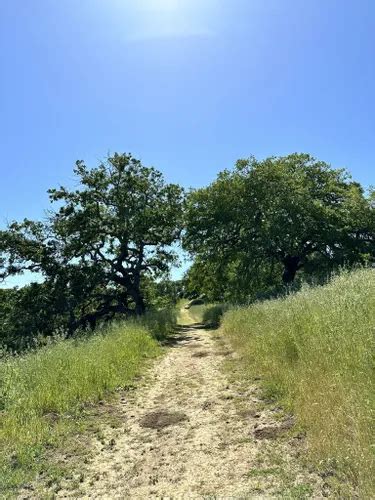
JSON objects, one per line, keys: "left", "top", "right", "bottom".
{"left": 202, "top": 304, "right": 229, "bottom": 327}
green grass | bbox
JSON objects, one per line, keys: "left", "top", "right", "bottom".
{"left": 202, "top": 304, "right": 229, "bottom": 327}
{"left": 0, "top": 310, "right": 176, "bottom": 495}
{"left": 221, "top": 269, "right": 375, "bottom": 497}
{"left": 186, "top": 303, "right": 207, "bottom": 323}
{"left": 279, "top": 483, "right": 314, "bottom": 499}
{"left": 246, "top": 467, "right": 281, "bottom": 477}
{"left": 187, "top": 303, "right": 228, "bottom": 327}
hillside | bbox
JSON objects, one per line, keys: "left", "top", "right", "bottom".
{"left": 1, "top": 271, "right": 373, "bottom": 497}
{"left": 222, "top": 268, "right": 375, "bottom": 497}
{"left": 15, "top": 309, "right": 325, "bottom": 498}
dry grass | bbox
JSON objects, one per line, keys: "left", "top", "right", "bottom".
{"left": 185, "top": 303, "right": 207, "bottom": 323}
{"left": 0, "top": 310, "right": 176, "bottom": 495}
{"left": 222, "top": 269, "right": 375, "bottom": 497}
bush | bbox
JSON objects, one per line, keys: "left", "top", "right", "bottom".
{"left": 137, "top": 308, "right": 177, "bottom": 341}
{"left": 202, "top": 304, "right": 229, "bottom": 327}
{"left": 186, "top": 303, "right": 229, "bottom": 326}
{"left": 221, "top": 269, "right": 375, "bottom": 497}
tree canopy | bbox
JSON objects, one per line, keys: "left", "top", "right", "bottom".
{"left": 0, "top": 153, "right": 184, "bottom": 342}
{"left": 183, "top": 153, "right": 375, "bottom": 301}
{"left": 1, "top": 151, "right": 374, "bottom": 349}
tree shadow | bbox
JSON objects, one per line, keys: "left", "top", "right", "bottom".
{"left": 161, "top": 323, "right": 210, "bottom": 347}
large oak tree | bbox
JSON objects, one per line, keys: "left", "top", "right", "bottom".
{"left": 183, "top": 154, "right": 374, "bottom": 300}
{"left": 0, "top": 153, "right": 184, "bottom": 332}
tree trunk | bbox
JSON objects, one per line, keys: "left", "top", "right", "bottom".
{"left": 134, "top": 294, "right": 146, "bottom": 316}
{"left": 115, "top": 272, "right": 146, "bottom": 316}
{"left": 282, "top": 255, "right": 301, "bottom": 284}
{"left": 131, "top": 269, "right": 145, "bottom": 316}
{"left": 128, "top": 286, "right": 145, "bottom": 316}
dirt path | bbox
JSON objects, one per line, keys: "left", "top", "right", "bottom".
{"left": 53, "top": 320, "right": 324, "bottom": 498}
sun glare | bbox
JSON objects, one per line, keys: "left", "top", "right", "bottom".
{"left": 147, "top": 0, "right": 180, "bottom": 11}
{"left": 125, "top": 0, "right": 216, "bottom": 40}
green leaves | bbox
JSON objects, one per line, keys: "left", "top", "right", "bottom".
{"left": 184, "top": 153, "right": 375, "bottom": 301}
{"left": 0, "top": 153, "right": 185, "bottom": 345}
{"left": 1, "top": 150, "right": 373, "bottom": 347}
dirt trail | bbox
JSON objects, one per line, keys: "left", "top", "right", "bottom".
{"left": 53, "top": 319, "right": 324, "bottom": 498}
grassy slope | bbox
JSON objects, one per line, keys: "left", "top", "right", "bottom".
{"left": 221, "top": 269, "right": 375, "bottom": 497}
{"left": 184, "top": 304, "right": 207, "bottom": 323}
{"left": 185, "top": 303, "right": 227, "bottom": 327}
{"left": 0, "top": 311, "right": 175, "bottom": 494}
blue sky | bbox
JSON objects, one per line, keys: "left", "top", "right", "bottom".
{"left": 1, "top": 0, "right": 375, "bottom": 285}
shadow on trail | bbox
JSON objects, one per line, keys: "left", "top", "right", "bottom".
{"left": 177, "top": 323, "right": 211, "bottom": 330}
{"left": 161, "top": 323, "right": 210, "bottom": 347}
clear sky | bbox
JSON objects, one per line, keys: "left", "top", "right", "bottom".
{"left": 1, "top": 0, "right": 375, "bottom": 285}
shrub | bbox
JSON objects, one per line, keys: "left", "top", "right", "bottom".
{"left": 137, "top": 308, "right": 177, "bottom": 341}
{"left": 202, "top": 304, "right": 229, "bottom": 327}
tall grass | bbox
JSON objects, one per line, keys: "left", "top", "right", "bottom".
{"left": 202, "top": 304, "right": 229, "bottom": 327}
{"left": 186, "top": 303, "right": 228, "bottom": 327}
{"left": 186, "top": 304, "right": 207, "bottom": 323}
{"left": 0, "top": 310, "right": 176, "bottom": 493}
{"left": 222, "top": 269, "right": 375, "bottom": 496}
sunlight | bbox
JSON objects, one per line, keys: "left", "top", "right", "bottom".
{"left": 123, "top": 0, "right": 217, "bottom": 40}
{"left": 144, "top": 0, "right": 181, "bottom": 12}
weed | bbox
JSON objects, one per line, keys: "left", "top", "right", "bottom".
{"left": 279, "top": 483, "right": 314, "bottom": 498}
{"left": 247, "top": 467, "right": 281, "bottom": 477}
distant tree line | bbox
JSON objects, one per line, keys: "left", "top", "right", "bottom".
{"left": 1, "top": 152, "right": 374, "bottom": 350}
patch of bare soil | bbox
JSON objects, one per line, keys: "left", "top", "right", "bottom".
{"left": 253, "top": 417, "right": 294, "bottom": 440}
{"left": 29, "top": 319, "right": 326, "bottom": 498}
{"left": 139, "top": 410, "right": 187, "bottom": 430}
{"left": 191, "top": 350, "right": 209, "bottom": 358}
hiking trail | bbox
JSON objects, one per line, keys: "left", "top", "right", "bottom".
{"left": 35, "top": 311, "right": 324, "bottom": 498}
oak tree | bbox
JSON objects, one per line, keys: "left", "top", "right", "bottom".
{"left": 0, "top": 153, "right": 184, "bottom": 332}
{"left": 184, "top": 154, "right": 374, "bottom": 300}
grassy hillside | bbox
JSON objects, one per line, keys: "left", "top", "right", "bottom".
{"left": 221, "top": 269, "right": 375, "bottom": 497}
{"left": 0, "top": 310, "right": 175, "bottom": 494}
{"left": 184, "top": 303, "right": 227, "bottom": 327}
